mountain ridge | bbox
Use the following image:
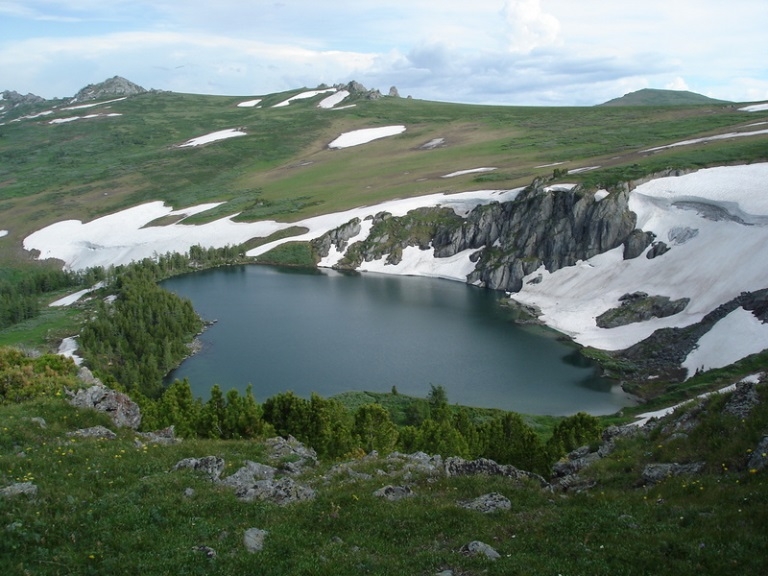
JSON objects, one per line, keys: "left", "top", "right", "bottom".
{"left": 600, "top": 88, "right": 731, "bottom": 106}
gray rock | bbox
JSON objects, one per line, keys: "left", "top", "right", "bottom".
{"left": 220, "top": 460, "right": 278, "bottom": 490}
{"left": 550, "top": 474, "right": 597, "bottom": 493}
{"left": 72, "top": 76, "right": 146, "bottom": 102}
{"left": 0, "top": 482, "right": 38, "bottom": 498}
{"left": 236, "top": 477, "right": 316, "bottom": 505}
{"left": 30, "top": 417, "right": 47, "bottom": 429}
{"left": 623, "top": 229, "right": 654, "bottom": 259}
{"left": 551, "top": 450, "right": 601, "bottom": 477}
{"left": 66, "top": 425, "right": 117, "bottom": 440}
{"left": 460, "top": 540, "right": 501, "bottom": 561}
{"left": 748, "top": 436, "right": 768, "bottom": 471}
{"left": 457, "top": 492, "right": 511, "bottom": 513}
{"left": 192, "top": 545, "right": 217, "bottom": 558}
{"left": 264, "top": 435, "right": 317, "bottom": 473}
{"left": 173, "top": 456, "right": 226, "bottom": 481}
{"left": 723, "top": 381, "right": 760, "bottom": 419}
{"left": 184, "top": 488, "right": 195, "bottom": 498}
{"left": 445, "top": 457, "right": 548, "bottom": 487}
{"left": 641, "top": 462, "right": 706, "bottom": 485}
{"left": 136, "top": 425, "right": 180, "bottom": 445}
{"left": 243, "top": 528, "right": 268, "bottom": 553}
{"left": 373, "top": 485, "right": 413, "bottom": 501}
{"left": 69, "top": 383, "right": 141, "bottom": 429}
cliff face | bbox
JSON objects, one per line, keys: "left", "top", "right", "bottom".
{"left": 435, "top": 180, "right": 641, "bottom": 291}
{"left": 314, "top": 179, "right": 646, "bottom": 293}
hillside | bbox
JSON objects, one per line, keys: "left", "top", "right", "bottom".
{"left": 0, "top": 350, "right": 766, "bottom": 575}
{"left": 3, "top": 78, "right": 766, "bottom": 394}
{"left": 599, "top": 88, "right": 731, "bottom": 106}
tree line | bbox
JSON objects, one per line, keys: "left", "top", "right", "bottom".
{"left": 138, "top": 381, "right": 602, "bottom": 475}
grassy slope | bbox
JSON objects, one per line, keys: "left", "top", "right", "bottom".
{"left": 2, "top": 90, "right": 767, "bottom": 265}
{"left": 1, "top": 385, "right": 766, "bottom": 575}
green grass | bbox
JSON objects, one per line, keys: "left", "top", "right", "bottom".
{"left": 1, "top": 388, "right": 767, "bottom": 575}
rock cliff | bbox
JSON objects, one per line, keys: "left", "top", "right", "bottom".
{"left": 314, "top": 179, "right": 647, "bottom": 293}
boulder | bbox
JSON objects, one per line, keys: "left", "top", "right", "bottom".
{"left": 220, "top": 460, "right": 278, "bottom": 490}
{"left": 641, "top": 462, "right": 706, "bottom": 485}
{"left": 173, "top": 456, "right": 226, "bottom": 481}
{"left": 264, "top": 436, "right": 317, "bottom": 473}
{"left": 723, "top": 381, "right": 761, "bottom": 419}
{"left": 457, "top": 492, "right": 511, "bottom": 513}
{"left": 444, "top": 457, "right": 548, "bottom": 487}
{"left": 236, "top": 477, "right": 315, "bottom": 505}
{"left": 66, "top": 425, "right": 117, "bottom": 440}
{"left": 69, "top": 383, "right": 141, "bottom": 429}
{"left": 748, "top": 437, "right": 768, "bottom": 471}
{"left": 0, "top": 482, "right": 38, "bottom": 498}
{"left": 373, "top": 485, "right": 413, "bottom": 501}
{"left": 460, "top": 541, "right": 501, "bottom": 561}
{"left": 244, "top": 528, "right": 268, "bottom": 553}
{"left": 136, "top": 425, "right": 180, "bottom": 445}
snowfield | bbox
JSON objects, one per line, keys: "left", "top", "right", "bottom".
{"left": 179, "top": 128, "right": 247, "bottom": 147}
{"left": 237, "top": 99, "right": 262, "bottom": 108}
{"left": 0, "top": 230, "right": 8, "bottom": 238}
{"left": 442, "top": 167, "right": 496, "bottom": 178}
{"left": 22, "top": 163, "right": 768, "bottom": 374}
{"left": 739, "top": 102, "right": 768, "bottom": 112}
{"left": 273, "top": 89, "right": 336, "bottom": 108}
{"left": 328, "top": 126, "right": 406, "bottom": 148}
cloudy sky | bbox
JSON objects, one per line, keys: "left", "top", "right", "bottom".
{"left": 1, "top": 0, "right": 767, "bottom": 105}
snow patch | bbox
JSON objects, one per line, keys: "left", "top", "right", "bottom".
{"left": 0, "top": 230, "right": 7, "bottom": 238}
{"left": 58, "top": 337, "right": 83, "bottom": 366}
{"left": 631, "top": 383, "right": 739, "bottom": 427}
{"left": 273, "top": 89, "right": 336, "bottom": 108}
{"left": 510, "top": 163, "right": 768, "bottom": 353}
{"left": 567, "top": 166, "right": 600, "bottom": 174}
{"left": 179, "top": 128, "right": 246, "bottom": 147}
{"left": 237, "top": 99, "right": 262, "bottom": 108}
{"left": 63, "top": 97, "right": 127, "bottom": 111}
{"left": 739, "top": 102, "right": 768, "bottom": 112}
{"left": 682, "top": 307, "right": 768, "bottom": 378}
{"left": 318, "top": 90, "right": 349, "bottom": 109}
{"left": 49, "top": 113, "right": 122, "bottom": 125}
{"left": 594, "top": 190, "right": 610, "bottom": 202}
{"left": 49, "top": 282, "right": 105, "bottom": 307}
{"left": 358, "top": 246, "right": 477, "bottom": 281}
{"left": 642, "top": 128, "right": 768, "bottom": 152}
{"left": 328, "top": 126, "right": 406, "bottom": 149}
{"left": 442, "top": 167, "right": 497, "bottom": 178}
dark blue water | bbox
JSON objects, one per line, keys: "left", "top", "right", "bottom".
{"left": 163, "top": 265, "right": 635, "bottom": 415}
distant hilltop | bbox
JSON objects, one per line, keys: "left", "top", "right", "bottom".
{"left": 599, "top": 88, "right": 731, "bottom": 106}
{"left": 71, "top": 76, "right": 147, "bottom": 103}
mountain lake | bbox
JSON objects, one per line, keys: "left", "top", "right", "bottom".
{"left": 163, "top": 264, "right": 636, "bottom": 415}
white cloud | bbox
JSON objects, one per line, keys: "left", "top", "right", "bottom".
{"left": 1, "top": 1, "right": 767, "bottom": 105}
{"left": 665, "top": 76, "right": 690, "bottom": 91}
{"left": 503, "top": 0, "right": 561, "bottom": 54}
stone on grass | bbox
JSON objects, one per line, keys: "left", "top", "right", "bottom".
{"left": 236, "top": 477, "right": 315, "bottom": 505}
{"left": 66, "top": 425, "right": 117, "bottom": 440}
{"left": 457, "top": 492, "right": 511, "bottom": 513}
{"left": 173, "top": 456, "right": 226, "bottom": 481}
{"left": 373, "top": 485, "right": 413, "bottom": 501}
{"left": 244, "top": 528, "right": 268, "bottom": 553}
{"left": 0, "top": 482, "right": 38, "bottom": 498}
{"left": 460, "top": 540, "right": 501, "bottom": 560}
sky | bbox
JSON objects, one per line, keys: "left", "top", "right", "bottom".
{"left": 1, "top": 0, "right": 767, "bottom": 106}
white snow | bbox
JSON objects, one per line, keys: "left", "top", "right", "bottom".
{"left": 0, "top": 230, "right": 7, "bottom": 238}
{"left": 48, "top": 282, "right": 105, "bottom": 307}
{"left": 567, "top": 166, "right": 600, "bottom": 174}
{"left": 682, "top": 307, "right": 768, "bottom": 377}
{"left": 328, "top": 126, "right": 406, "bottom": 149}
{"left": 318, "top": 90, "right": 349, "bottom": 109}
{"left": 510, "top": 163, "right": 768, "bottom": 364}
{"left": 237, "top": 99, "right": 262, "bottom": 108}
{"left": 593, "top": 190, "right": 610, "bottom": 202}
{"left": 630, "top": 383, "right": 739, "bottom": 428}
{"left": 179, "top": 128, "right": 246, "bottom": 147}
{"left": 63, "top": 97, "right": 127, "bottom": 111}
{"left": 535, "top": 162, "right": 566, "bottom": 168}
{"left": 49, "top": 113, "right": 122, "bottom": 125}
{"left": 273, "top": 89, "right": 336, "bottom": 108}
{"left": 24, "top": 189, "right": 520, "bottom": 272}
{"left": 358, "top": 245, "right": 478, "bottom": 281}
{"left": 442, "top": 167, "right": 497, "bottom": 178}
{"left": 22, "top": 161, "right": 768, "bottom": 375}
{"left": 58, "top": 336, "right": 83, "bottom": 366}
{"left": 739, "top": 102, "right": 768, "bottom": 112}
{"left": 642, "top": 128, "right": 768, "bottom": 152}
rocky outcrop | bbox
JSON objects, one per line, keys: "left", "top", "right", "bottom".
{"left": 617, "top": 288, "right": 768, "bottom": 381}
{"left": 457, "top": 492, "right": 511, "bottom": 513}
{"left": 596, "top": 292, "right": 690, "bottom": 328}
{"left": 68, "top": 373, "right": 142, "bottom": 429}
{"left": 641, "top": 462, "right": 706, "bottom": 486}
{"left": 72, "top": 76, "right": 146, "bottom": 102}
{"left": 373, "top": 485, "right": 413, "bottom": 501}
{"left": 444, "top": 456, "right": 548, "bottom": 487}
{"left": 311, "top": 217, "right": 362, "bottom": 258}
{"left": 460, "top": 541, "right": 501, "bottom": 560}
{"left": 315, "top": 179, "right": 646, "bottom": 292}
{"left": 0, "top": 90, "right": 45, "bottom": 109}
